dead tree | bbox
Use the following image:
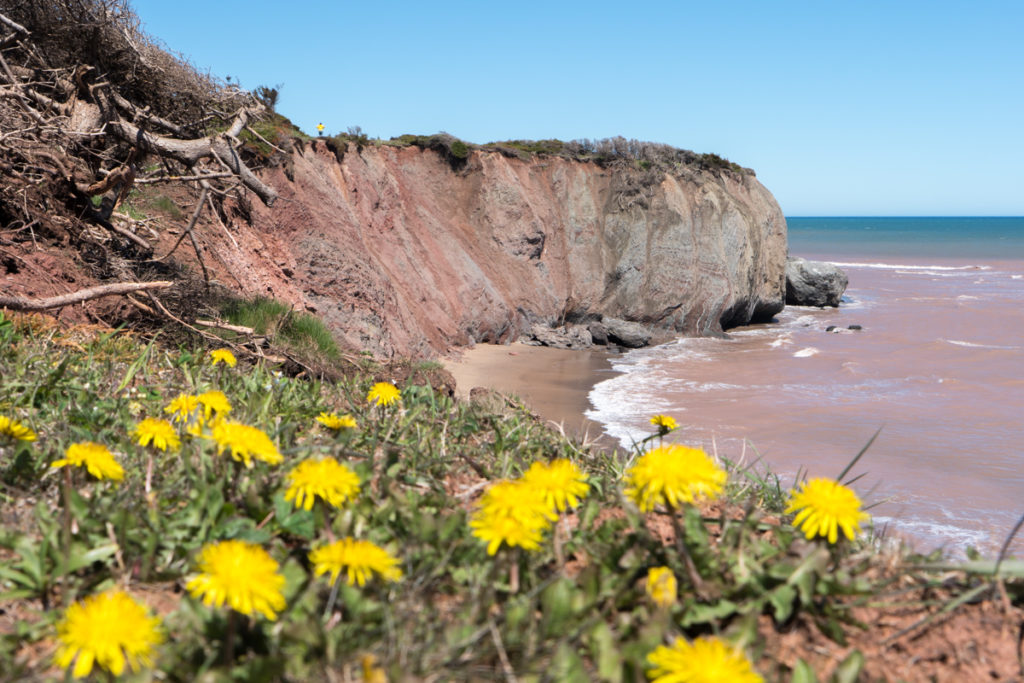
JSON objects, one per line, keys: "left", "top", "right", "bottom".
{"left": 0, "top": 2, "right": 282, "bottom": 315}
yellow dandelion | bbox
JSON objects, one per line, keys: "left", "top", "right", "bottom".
{"left": 209, "top": 420, "right": 282, "bottom": 467}
{"left": 316, "top": 411, "right": 357, "bottom": 430}
{"left": 647, "top": 635, "right": 762, "bottom": 683}
{"left": 284, "top": 458, "right": 360, "bottom": 510}
{"left": 521, "top": 459, "right": 590, "bottom": 513}
{"left": 0, "top": 414, "right": 36, "bottom": 442}
{"left": 132, "top": 417, "right": 180, "bottom": 452}
{"left": 51, "top": 442, "right": 124, "bottom": 482}
{"left": 186, "top": 540, "right": 286, "bottom": 620}
{"left": 310, "top": 537, "right": 403, "bottom": 587}
{"left": 786, "top": 477, "right": 870, "bottom": 544}
{"left": 55, "top": 589, "right": 162, "bottom": 679}
{"left": 210, "top": 348, "right": 237, "bottom": 368}
{"left": 361, "top": 653, "right": 388, "bottom": 683}
{"left": 646, "top": 566, "right": 677, "bottom": 608}
{"left": 469, "top": 479, "right": 556, "bottom": 555}
{"left": 164, "top": 393, "right": 199, "bottom": 424}
{"left": 650, "top": 414, "right": 678, "bottom": 433}
{"left": 366, "top": 381, "right": 401, "bottom": 407}
{"left": 197, "top": 390, "right": 232, "bottom": 422}
{"left": 624, "top": 444, "right": 726, "bottom": 512}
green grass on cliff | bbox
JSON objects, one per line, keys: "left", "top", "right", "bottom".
{"left": 0, "top": 311, "right": 1020, "bottom": 681}
{"left": 218, "top": 295, "right": 340, "bottom": 361}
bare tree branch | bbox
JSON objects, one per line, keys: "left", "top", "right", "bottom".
{"left": 103, "top": 106, "right": 278, "bottom": 206}
{"left": 0, "top": 281, "right": 172, "bottom": 311}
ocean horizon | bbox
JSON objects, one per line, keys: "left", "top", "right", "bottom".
{"left": 587, "top": 216, "right": 1024, "bottom": 556}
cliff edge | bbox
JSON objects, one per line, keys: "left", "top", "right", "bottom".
{"left": 220, "top": 140, "right": 786, "bottom": 357}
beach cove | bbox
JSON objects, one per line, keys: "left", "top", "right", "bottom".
{"left": 450, "top": 217, "right": 1024, "bottom": 557}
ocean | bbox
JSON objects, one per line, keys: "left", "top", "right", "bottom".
{"left": 586, "top": 217, "right": 1024, "bottom": 556}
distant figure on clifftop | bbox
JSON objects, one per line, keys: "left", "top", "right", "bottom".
{"left": 317, "top": 123, "right": 324, "bottom": 136}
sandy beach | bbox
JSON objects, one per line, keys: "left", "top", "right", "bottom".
{"left": 443, "top": 342, "right": 618, "bottom": 444}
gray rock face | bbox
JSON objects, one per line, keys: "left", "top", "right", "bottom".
{"left": 786, "top": 257, "right": 848, "bottom": 307}
{"left": 603, "top": 318, "right": 652, "bottom": 348}
{"left": 244, "top": 142, "right": 790, "bottom": 357}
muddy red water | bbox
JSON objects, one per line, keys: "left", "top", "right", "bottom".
{"left": 588, "top": 253, "right": 1024, "bottom": 556}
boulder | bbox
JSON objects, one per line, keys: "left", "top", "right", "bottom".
{"left": 587, "top": 321, "right": 609, "bottom": 345}
{"left": 786, "top": 257, "right": 848, "bottom": 307}
{"left": 603, "top": 318, "right": 651, "bottom": 348}
{"left": 521, "top": 323, "right": 593, "bottom": 349}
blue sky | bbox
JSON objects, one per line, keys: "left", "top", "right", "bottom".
{"left": 131, "top": 1, "right": 1023, "bottom": 216}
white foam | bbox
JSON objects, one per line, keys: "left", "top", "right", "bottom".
{"left": 831, "top": 261, "right": 992, "bottom": 272}
{"left": 770, "top": 337, "right": 793, "bottom": 348}
{"left": 941, "top": 339, "right": 1019, "bottom": 350}
{"left": 793, "top": 347, "right": 819, "bottom": 358}
{"left": 872, "top": 515, "right": 992, "bottom": 556}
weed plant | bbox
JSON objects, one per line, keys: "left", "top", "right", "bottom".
{"left": 0, "top": 312, "right": 1015, "bottom": 681}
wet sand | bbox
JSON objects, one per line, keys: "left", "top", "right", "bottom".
{"left": 443, "top": 342, "right": 617, "bottom": 444}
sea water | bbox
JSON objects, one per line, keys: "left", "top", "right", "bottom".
{"left": 586, "top": 217, "right": 1024, "bottom": 556}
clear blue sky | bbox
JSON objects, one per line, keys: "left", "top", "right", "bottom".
{"left": 131, "top": 1, "right": 1022, "bottom": 216}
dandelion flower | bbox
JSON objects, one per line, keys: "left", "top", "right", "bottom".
{"left": 624, "top": 444, "right": 726, "bottom": 512}
{"left": 650, "top": 414, "right": 678, "bottom": 433}
{"left": 186, "top": 540, "right": 286, "bottom": 620}
{"left": 786, "top": 477, "right": 870, "bottom": 544}
{"left": 51, "top": 442, "right": 124, "bottom": 482}
{"left": 646, "top": 566, "right": 677, "bottom": 608}
{"left": 647, "top": 636, "right": 762, "bottom": 683}
{"left": 521, "top": 459, "right": 590, "bottom": 513}
{"left": 367, "top": 382, "right": 401, "bottom": 407}
{"left": 55, "top": 589, "right": 162, "bottom": 679}
{"left": 0, "top": 415, "right": 36, "bottom": 442}
{"left": 132, "top": 417, "right": 180, "bottom": 452}
{"left": 164, "top": 393, "right": 199, "bottom": 424}
{"left": 316, "top": 411, "right": 357, "bottom": 431}
{"left": 470, "top": 479, "right": 556, "bottom": 555}
{"left": 209, "top": 420, "right": 282, "bottom": 467}
{"left": 361, "top": 654, "right": 388, "bottom": 683}
{"left": 284, "top": 458, "right": 360, "bottom": 510}
{"left": 210, "top": 348, "right": 237, "bottom": 367}
{"left": 310, "top": 537, "right": 403, "bottom": 587}
{"left": 197, "top": 390, "right": 232, "bottom": 422}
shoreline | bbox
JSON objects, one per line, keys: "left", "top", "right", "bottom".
{"left": 443, "top": 342, "right": 620, "bottom": 448}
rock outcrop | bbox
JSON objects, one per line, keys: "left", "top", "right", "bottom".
{"left": 786, "top": 257, "right": 848, "bottom": 307}
{"left": 223, "top": 141, "right": 787, "bottom": 357}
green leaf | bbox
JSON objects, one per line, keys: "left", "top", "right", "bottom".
{"left": 0, "top": 566, "right": 37, "bottom": 590}
{"left": 273, "top": 493, "right": 315, "bottom": 539}
{"left": 679, "top": 599, "right": 739, "bottom": 627}
{"left": 831, "top": 649, "right": 864, "bottom": 683}
{"left": 791, "top": 659, "right": 818, "bottom": 683}
{"left": 787, "top": 546, "right": 830, "bottom": 605}
{"left": 588, "top": 621, "right": 622, "bottom": 682}
{"left": 770, "top": 584, "right": 797, "bottom": 622}
{"left": 541, "top": 577, "right": 576, "bottom": 637}
{"left": 551, "top": 641, "right": 589, "bottom": 683}
{"left": 66, "top": 542, "right": 118, "bottom": 573}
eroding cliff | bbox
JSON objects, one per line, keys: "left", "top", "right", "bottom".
{"left": 226, "top": 141, "right": 786, "bottom": 357}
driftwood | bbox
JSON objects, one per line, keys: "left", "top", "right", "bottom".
{"left": 0, "top": 281, "right": 172, "bottom": 311}
{"left": 194, "top": 319, "right": 256, "bottom": 335}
